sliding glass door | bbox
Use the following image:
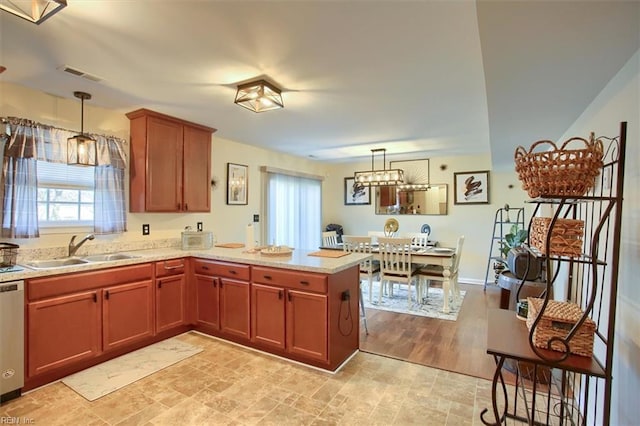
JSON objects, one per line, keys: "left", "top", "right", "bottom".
{"left": 265, "top": 171, "right": 322, "bottom": 250}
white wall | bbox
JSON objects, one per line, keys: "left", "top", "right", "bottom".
{"left": 559, "top": 49, "right": 639, "bottom": 426}
{"left": 323, "top": 155, "right": 528, "bottom": 284}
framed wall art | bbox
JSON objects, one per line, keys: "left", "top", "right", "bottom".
{"left": 227, "top": 163, "right": 248, "bottom": 205}
{"left": 344, "top": 177, "right": 371, "bottom": 205}
{"left": 454, "top": 170, "right": 490, "bottom": 204}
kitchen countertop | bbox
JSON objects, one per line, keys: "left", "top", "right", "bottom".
{"left": 0, "top": 246, "right": 370, "bottom": 282}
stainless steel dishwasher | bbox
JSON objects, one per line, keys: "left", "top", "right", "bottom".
{"left": 0, "top": 280, "right": 24, "bottom": 403}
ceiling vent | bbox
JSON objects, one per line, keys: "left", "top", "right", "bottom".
{"left": 59, "top": 65, "right": 103, "bottom": 82}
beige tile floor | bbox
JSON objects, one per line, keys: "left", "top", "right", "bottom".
{"left": 1, "top": 332, "right": 505, "bottom": 425}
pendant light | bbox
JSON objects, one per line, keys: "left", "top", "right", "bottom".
{"left": 67, "top": 91, "right": 97, "bottom": 166}
{"left": 354, "top": 148, "right": 405, "bottom": 186}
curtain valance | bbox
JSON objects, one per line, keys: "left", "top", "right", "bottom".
{"left": 1, "top": 117, "right": 127, "bottom": 169}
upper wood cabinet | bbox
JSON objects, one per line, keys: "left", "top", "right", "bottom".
{"left": 126, "top": 108, "right": 216, "bottom": 212}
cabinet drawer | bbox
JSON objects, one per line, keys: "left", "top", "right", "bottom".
{"left": 252, "top": 267, "right": 327, "bottom": 293}
{"left": 155, "top": 258, "right": 186, "bottom": 277}
{"left": 193, "top": 259, "right": 250, "bottom": 281}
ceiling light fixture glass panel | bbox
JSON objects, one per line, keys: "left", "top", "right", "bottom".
{"left": 0, "top": 0, "right": 66, "bottom": 24}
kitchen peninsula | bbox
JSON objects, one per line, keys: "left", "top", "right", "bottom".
{"left": 8, "top": 245, "right": 368, "bottom": 392}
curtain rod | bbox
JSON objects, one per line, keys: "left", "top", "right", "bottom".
{"left": 1, "top": 116, "right": 125, "bottom": 143}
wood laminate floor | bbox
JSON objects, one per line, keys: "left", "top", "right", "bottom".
{"left": 359, "top": 283, "right": 503, "bottom": 381}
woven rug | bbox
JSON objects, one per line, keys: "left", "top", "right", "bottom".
{"left": 361, "top": 280, "right": 466, "bottom": 321}
{"left": 62, "top": 337, "right": 202, "bottom": 401}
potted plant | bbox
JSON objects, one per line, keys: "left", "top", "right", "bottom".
{"left": 499, "top": 224, "right": 528, "bottom": 258}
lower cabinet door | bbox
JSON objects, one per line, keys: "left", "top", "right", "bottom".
{"left": 220, "top": 278, "right": 250, "bottom": 339}
{"left": 28, "top": 291, "right": 101, "bottom": 377}
{"left": 103, "top": 280, "right": 154, "bottom": 351}
{"left": 156, "top": 274, "right": 186, "bottom": 333}
{"left": 251, "top": 284, "right": 285, "bottom": 350}
{"left": 286, "top": 290, "right": 328, "bottom": 362}
{"left": 194, "top": 274, "right": 220, "bottom": 329}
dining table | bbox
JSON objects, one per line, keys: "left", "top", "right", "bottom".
{"left": 320, "top": 242, "right": 459, "bottom": 313}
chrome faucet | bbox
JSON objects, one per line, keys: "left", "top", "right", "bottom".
{"left": 68, "top": 233, "right": 95, "bottom": 257}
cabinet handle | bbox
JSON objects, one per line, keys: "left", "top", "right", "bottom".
{"left": 278, "top": 290, "right": 283, "bottom": 299}
{"left": 229, "top": 270, "right": 237, "bottom": 275}
{"left": 213, "top": 278, "right": 217, "bottom": 287}
{"left": 287, "top": 292, "right": 292, "bottom": 302}
{"left": 158, "top": 281, "right": 162, "bottom": 289}
{"left": 220, "top": 281, "right": 223, "bottom": 288}
{"left": 300, "top": 280, "right": 310, "bottom": 286}
{"left": 105, "top": 290, "right": 110, "bottom": 300}
{"left": 263, "top": 275, "right": 272, "bottom": 280}
{"left": 185, "top": 203, "right": 188, "bottom": 211}
{"left": 93, "top": 293, "right": 97, "bottom": 303}
{"left": 177, "top": 203, "right": 181, "bottom": 210}
{"left": 202, "top": 265, "right": 209, "bottom": 270}
{"left": 164, "top": 262, "right": 184, "bottom": 270}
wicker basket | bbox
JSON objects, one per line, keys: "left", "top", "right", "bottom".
{"left": 515, "top": 134, "right": 604, "bottom": 198}
{"left": 526, "top": 298, "right": 595, "bottom": 357}
{"left": 0, "top": 243, "right": 18, "bottom": 267}
{"left": 530, "top": 217, "right": 584, "bottom": 258}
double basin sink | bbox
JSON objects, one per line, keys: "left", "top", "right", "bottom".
{"left": 23, "top": 253, "right": 140, "bottom": 270}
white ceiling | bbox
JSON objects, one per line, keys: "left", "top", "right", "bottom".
{"left": 1, "top": 1, "right": 638, "bottom": 168}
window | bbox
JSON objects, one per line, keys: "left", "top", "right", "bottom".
{"left": 36, "top": 161, "right": 94, "bottom": 227}
{"left": 265, "top": 170, "right": 322, "bottom": 250}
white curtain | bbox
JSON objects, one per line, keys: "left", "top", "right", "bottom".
{"left": 266, "top": 172, "right": 322, "bottom": 250}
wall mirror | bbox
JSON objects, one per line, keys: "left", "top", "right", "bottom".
{"left": 375, "top": 184, "right": 448, "bottom": 215}
{"left": 374, "top": 159, "right": 448, "bottom": 215}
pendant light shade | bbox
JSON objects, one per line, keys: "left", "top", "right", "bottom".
{"left": 234, "top": 79, "right": 284, "bottom": 113}
{"left": 354, "top": 148, "right": 405, "bottom": 186}
{"left": 0, "top": 0, "right": 67, "bottom": 24}
{"left": 67, "top": 91, "right": 97, "bottom": 166}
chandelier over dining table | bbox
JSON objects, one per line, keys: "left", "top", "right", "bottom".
{"left": 354, "top": 148, "right": 405, "bottom": 186}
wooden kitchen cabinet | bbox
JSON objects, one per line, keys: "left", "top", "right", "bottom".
{"left": 155, "top": 259, "right": 187, "bottom": 333}
{"left": 286, "top": 290, "right": 328, "bottom": 362}
{"left": 27, "top": 291, "right": 101, "bottom": 377}
{"left": 251, "top": 266, "right": 328, "bottom": 363}
{"left": 26, "top": 263, "right": 154, "bottom": 378}
{"left": 127, "top": 108, "right": 216, "bottom": 212}
{"left": 102, "top": 280, "right": 154, "bottom": 352}
{"left": 251, "top": 283, "right": 286, "bottom": 350}
{"left": 192, "top": 259, "right": 250, "bottom": 341}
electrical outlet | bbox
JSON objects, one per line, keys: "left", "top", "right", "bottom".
{"left": 197, "top": 222, "right": 203, "bottom": 231}
{"left": 142, "top": 224, "right": 150, "bottom": 235}
{"left": 253, "top": 214, "right": 259, "bottom": 223}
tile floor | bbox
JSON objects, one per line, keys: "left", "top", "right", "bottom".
{"left": 0, "top": 332, "right": 503, "bottom": 425}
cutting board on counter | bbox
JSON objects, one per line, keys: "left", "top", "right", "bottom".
{"left": 308, "top": 250, "right": 350, "bottom": 258}
{"left": 215, "top": 243, "right": 245, "bottom": 248}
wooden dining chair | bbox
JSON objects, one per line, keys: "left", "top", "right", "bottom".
{"left": 404, "top": 232, "right": 431, "bottom": 248}
{"left": 378, "top": 237, "right": 420, "bottom": 308}
{"left": 322, "top": 231, "right": 338, "bottom": 246}
{"left": 417, "top": 235, "right": 465, "bottom": 303}
{"left": 342, "top": 235, "right": 379, "bottom": 334}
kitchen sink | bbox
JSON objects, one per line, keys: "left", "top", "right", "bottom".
{"left": 24, "top": 257, "right": 90, "bottom": 269}
{"left": 82, "top": 253, "right": 140, "bottom": 262}
{"left": 23, "top": 253, "right": 141, "bottom": 270}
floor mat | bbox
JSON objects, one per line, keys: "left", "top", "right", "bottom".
{"left": 61, "top": 337, "right": 202, "bottom": 401}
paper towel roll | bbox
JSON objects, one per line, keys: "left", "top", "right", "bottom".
{"left": 245, "top": 224, "right": 255, "bottom": 250}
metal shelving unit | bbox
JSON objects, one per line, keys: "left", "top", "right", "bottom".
{"left": 483, "top": 206, "right": 525, "bottom": 290}
{"left": 481, "top": 122, "right": 626, "bottom": 426}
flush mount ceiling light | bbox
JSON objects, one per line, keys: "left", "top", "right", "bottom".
{"left": 0, "top": 0, "right": 67, "bottom": 24}
{"left": 354, "top": 148, "right": 405, "bottom": 186}
{"left": 67, "top": 91, "right": 97, "bottom": 167}
{"left": 234, "top": 79, "right": 284, "bottom": 113}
